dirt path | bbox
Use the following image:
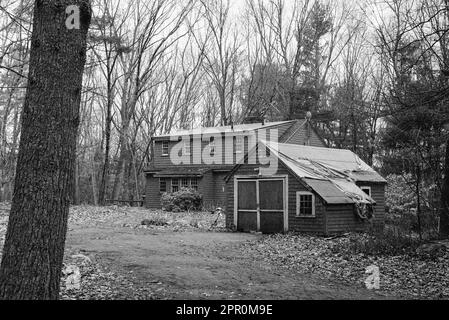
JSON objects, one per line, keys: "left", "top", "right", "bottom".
{"left": 66, "top": 226, "right": 388, "bottom": 300}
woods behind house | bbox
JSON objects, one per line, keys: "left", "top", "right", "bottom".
{"left": 0, "top": 0, "right": 448, "bottom": 237}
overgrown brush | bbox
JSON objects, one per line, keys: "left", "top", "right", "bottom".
{"left": 332, "top": 227, "right": 422, "bottom": 256}
{"left": 161, "top": 188, "right": 203, "bottom": 212}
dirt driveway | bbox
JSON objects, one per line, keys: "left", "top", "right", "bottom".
{"left": 66, "top": 226, "right": 387, "bottom": 300}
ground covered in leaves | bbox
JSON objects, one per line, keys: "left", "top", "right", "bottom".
{"left": 241, "top": 233, "right": 449, "bottom": 300}
{"left": 1, "top": 204, "right": 227, "bottom": 300}
{"left": 1, "top": 204, "right": 449, "bottom": 299}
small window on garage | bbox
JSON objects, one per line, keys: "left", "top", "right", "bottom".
{"left": 296, "top": 192, "right": 315, "bottom": 217}
{"left": 171, "top": 178, "right": 179, "bottom": 192}
{"left": 159, "top": 178, "right": 167, "bottom": 193}
{"left": 162, "top": 141, "right": 169, "bottom": 156}
{"left": 361, "top": 186, "right": 371, "bottom": 197}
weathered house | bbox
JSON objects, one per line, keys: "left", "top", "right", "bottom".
{"left": 224, "top": 142, "right": 387, "bottom": 235}
{"left": 144, "top": 119, "right": 325, "bottom": 208}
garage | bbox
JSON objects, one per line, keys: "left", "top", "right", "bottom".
{"left": 225, "top": 143, "right": 387, "bottom": 235}
{"left": 234, "top": 176, "right": 288, "bottom": 234}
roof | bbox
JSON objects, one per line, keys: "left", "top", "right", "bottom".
{"left": 153, "top": 120, "right": 297, "bottom": 140}
{"left": 263, "top": 142, "right": 386, "bottom": 205}
{"left": 271, "top": 143, "right": 387, "bottom": 183}
{"left": 152, "top": 167, "right": 210, "bottom": 178}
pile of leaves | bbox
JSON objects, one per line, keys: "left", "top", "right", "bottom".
{"left": 69, "top": 205, "right": 227, "bottom": 231}
{"left": 60, "top": 251, "right": 158, "bottom": 300}
{"left": 241, "top": 233, "right": 449, "bottom": 299}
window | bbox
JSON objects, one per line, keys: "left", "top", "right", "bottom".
{"left": 181, "top": 177, "right": 189, "bottom": 188}
{"left": 191, "top": 178, "right": 198, "bottom": 191}
{"left": 183, "top": 139, "right": 191, "bottom": 156}
{"left": 159, "top": 178, "right": 167, "bottom": 193}
{"left": 171, "top": 179, "right": 179, "bottom": 192}
{"left": 361, "top": 186, "right": 371, "bottom": 197}
{"left": 296, "top": 192, "right": 315, "bottom": 217}
{"left": 209, "top": 137, "right": 216, "bottom": 155}
{"left": 162, "top": 141, "right": 169, "bottom": 156}
{"left": 235, "top": 136, "right": 243, "bottom": 153}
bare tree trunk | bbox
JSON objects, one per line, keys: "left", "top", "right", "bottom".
{"left": 91, "top": 158, "right": 98, "bottom": 206}
{"left": 440, "top": 138, "right": 449, "bottom": 238}
{"left": 98, "top": 101, "right": 112, "bottom": 205}
{"left": 416, "top": 164, "right": 423, "bottom": 241}
{"left": 74, "top": 159, "right": 80, "bottom": 205}
{"left": 112, "top": 131, "right": 128, "bottom": 200}
{"left": 0, "top": 0, "right": 91, "bottom": 300}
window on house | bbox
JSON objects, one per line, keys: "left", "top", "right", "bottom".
{"left": 296, "top": 192, "right": 315, "bottom": 217}
{"left": 361, "top": 186, "right": 371, "bottom": 197}
{"left": 171, "top": 179, "right": 179, "bottom": 192}
{"left": 191, "top": 178, "right": 198, "bottom": 191}
{"left": 159, "top": 178, "right": 167, "bottom": 193}
{"left": 235, "top": 136, "right": 243, "bottom": 153}
{"left": 181, "top": 177, "right": 189, "bottom": 189}
{"left": 209, "top": 137, "right": 216, "bottom": 155}
{"left": 162, "top": 141, "right": 169, "bottom": 156}
{"left": 183, "top": 139, "right": 191, "bottom": 156}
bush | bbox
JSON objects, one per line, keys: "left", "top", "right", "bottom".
{"left": 161, "top": 188, "right": 203, "bottom": 212}
{"left": 385, "top": 174, "right": 439, "bottom": 237}
{"left": 332, "top": 226, "right": 421, "bottom": 257}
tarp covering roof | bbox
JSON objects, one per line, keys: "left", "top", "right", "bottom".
{"left": 263, "top": 142, "right": 384, "bottom": 205}
{"left": 303, "top": 179, "right": 354, "bottom": 204}
{"left": 269, "top": 143, "right": 387, "bottom": 183}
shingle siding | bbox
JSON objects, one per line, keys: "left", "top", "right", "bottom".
{"left": 146, "top": 120, "right": 316, "bottom": 208}
{"left": 225, "top": 161, "right": 386, "bottom": 234}
{"left": 145, "top": 174, "right": 162, "bottom": 208}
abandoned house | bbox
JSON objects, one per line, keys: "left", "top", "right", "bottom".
{"left": 224, "top": 142, "right": 387, "bottom": 234}
{"left": 144, "top": 119, "right": 325, "bottom": 209}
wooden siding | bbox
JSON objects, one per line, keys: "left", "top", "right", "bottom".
{"left": 325, "top": 204, "right": 366, "bottom": 234}
{"left": 286, "top": 123, "right": 326, "bottom": 147}
{"left": 145, "top": 170, "right": 228, "bottom": 209}
{"left": 213, "top": 172, "right": 228, "bottom": 208}
{"left": 145, "top": 174, "right": 161, "bottom": 208}
{"left": 325, "top": 183, "right": 386, "bottom": 234}
{"left": 359, "top": 182, "right": 386, "bottom": 228}
{"left": 225, "top": 162, "right": 327, "bottom": 233}
{"left": 225, "top": 162, "right": 386, "bottom": 234}
{"left": 152, "top": 122, "right": 298, "bottom": 169}
{"left": 199, "top": 171, "right": 214, "bottom": 208}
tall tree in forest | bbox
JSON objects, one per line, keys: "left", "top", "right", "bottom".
{"left": 0, "top": 0, "right": 91, "bottom": 300}
{"left": 90, "top": 0, "right": 131, "bottom": 205}
{"left": 197, "top": 0, "right": 242, "bottom": 126}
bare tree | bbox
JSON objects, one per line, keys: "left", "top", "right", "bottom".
{"left": 195, "top": 0, "right": 242, "bottom": 126}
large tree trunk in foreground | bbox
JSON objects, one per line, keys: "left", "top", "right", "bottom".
{"left": 440, "top": 138, "right": 449, "bottom": 238}
{"left": 0, "top": 0, "right": 91, "bottom": 300}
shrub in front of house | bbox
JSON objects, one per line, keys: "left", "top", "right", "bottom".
{"left": 161, "top": 188, "right": 203, "bottom": 212}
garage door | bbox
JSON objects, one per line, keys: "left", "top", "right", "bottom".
{"left": 237, "top": 181, "right": 258, "bottom": 232}
{"left": 236, "top": 178, "right": 286, "bottom": 234}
